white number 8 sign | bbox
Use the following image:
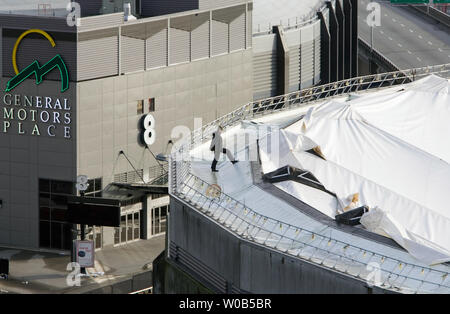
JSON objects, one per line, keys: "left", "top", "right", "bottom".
{"left": 142, "top": 114, "right": 156, "bottom": 146}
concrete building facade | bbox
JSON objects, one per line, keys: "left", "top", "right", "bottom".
{"left": 0, "top": 0, "right": 253, "bottom": 250}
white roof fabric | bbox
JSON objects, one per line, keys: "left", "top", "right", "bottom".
{"left": 260, "top": 75, "right": 450, "bottom": 265}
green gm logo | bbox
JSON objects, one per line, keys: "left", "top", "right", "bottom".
{"left": 5, "top": 29, "right": 69, "bottom": 93}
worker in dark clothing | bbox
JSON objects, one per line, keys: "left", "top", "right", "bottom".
{"left": 210, "top": 126, "right": 238, "bottom": 172}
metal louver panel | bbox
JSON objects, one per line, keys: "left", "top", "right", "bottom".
{"left": 170, "top": 27, "right": 190, "bottom": 64}
{"left": 146, "top": 27, "right": 168, "bottom": 69}
{"left": 314, "top": 21, "right": 321, "bottom": 84}
{"left": 121, "top": 36, "right": 145, "bottom": 74}
{"left": 300, "top": 23, "right": 315, "bottom": 88}
{"left": 253, "top": 51, "right": 277, "bottom": 99}
{"left": 0, "top": 29, "right": 2, "bottom": 77}
{"left": 247, "top": 6, "right": 252, "bottom": 48}
{"left": 78, "top": 36, "right": 118, "bottom": 81}
{"left": 212, "top": 20, "right": 228, "bottom": 56}
{"left": 230, "top": 13, "right": 245, "bottom": 52}
{"left": 301, "top": 40, "right": 314, "bottom": 88}
{"left": 191, "top": 20, "right": 210, "bottom": 61}
{"left": 289, "top": 45, "right": 301, "bottom": 92}
{"left": 114, "top": 169, "right": 144, "bottom": 184}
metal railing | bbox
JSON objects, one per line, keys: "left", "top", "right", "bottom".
{"left": 359, "top": 38, "right": 400, "bottom": 72}
{"left": 188, "top": 63, "right": 450, "bottom": 149}
{"left": 169, "top": 64, "right": 450, "bottom": 293}
{"left": 253, "top": 1, "right": 326, "bottom": 36}
{"left": 175, "top": 173, "right": 450, "bottom": 293}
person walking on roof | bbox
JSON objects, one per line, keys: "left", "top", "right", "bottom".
{"left": 210, "top": 126, "right": 238, "bottom": 172}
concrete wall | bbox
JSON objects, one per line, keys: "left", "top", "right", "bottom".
{"left": 76, "top": 48, "right": 253, "bottom": 184}
{"left": 168, "top": 197, "right": 393, "bottom": 294}
{"left": 0, "top": 79, "right": 77, "bottom": 248}
{"left": 252, "top": 18, "right": 322, "bottom": 100}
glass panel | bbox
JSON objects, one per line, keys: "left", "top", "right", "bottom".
{"left": 40, "top": 206, "right": 51, "bottom": 220}
{"left": 51, "top": 222, "right": 62, "bottom": 249}
{"left": 121, "top": 215, "right": 126, "bottom": 243}
{"left": 39, "top": 179, "right": 50, "bottom": 193}
{"left": 95, "top": 226, "right": 102, "bottom": 249}
{"left": 134, "top": 212, "right": 140, "bottom": 240}
{"left": 160, "top": 206, "right": 167, "bottom": 219}
{"left": 39, "top": 193, "right": 50, "bottom": 206}
{"left": 50, "top": 195, "right": 68, "bottom": 210}
{"left": 153, "top": 208, "right": 160, "bottom": 235}
{"left": 86, "top": 180, "right": 95, "bottom": 194}
{"left": 114, "top": 227, "right": 120, "bottom": 245}
{"left": 94, "top": 179, "right": 102, "bottom": 191}
{"left": 160, "top": 206, "right": 167, "bottom": 233}
{"left": 51, "top": 180, "right": 73, "bottom": 194}
{"left": 86, "top": 225, "right": 94, "bottom": 241}
{"left": 63, "top": 223, "right": 72, "bottom": 250}
{"left": 127, "top": 214, "right": 133, "bottom": 241}
{"left": 51, "top": 208, "right": 67, "bottom": 222}
{"left": 39, "top": 221, "right": 50, "bottom": 248}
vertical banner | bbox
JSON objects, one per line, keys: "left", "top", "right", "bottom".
{"left": 76, "top": 240, "right": 95, "bottom": 268}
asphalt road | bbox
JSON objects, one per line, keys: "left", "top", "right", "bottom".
{"left": 359, "top": 0, "right": 450, "bottom": 69}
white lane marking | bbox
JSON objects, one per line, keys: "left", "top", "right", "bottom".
{"left": 417, "top": 57, "right": 422, "bottom": 62}
{"left": 384, "top": 14, "right": 388, "bottom": 17}
{"left": 438, "top": 48, "right": 443, "bottom": 52}
{"left": 407, "top": 51, "right": 412, "bottom": 54}
{"left": 392, "top": 18, "right": 397, "bottom": 22}
{"left": 428, "top": 41, "right": 433, "bottom": 46}
{"left": 400, "top": 24, "right": 405, "bottom": 27}
{"left": 380, "top": 30, "right": 384, "bottom": 34}
{"left": 388, "top": 37, "right": 393, "bottom": 41}
{"left": 418, "top": 35, "right": 423, "bottom": 39}
{"left": 409, "top": 29, "right": 414, "bottom": 33}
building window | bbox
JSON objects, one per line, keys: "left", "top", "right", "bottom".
{"left": 151, "top": 205, "right": 167, "bottom": 236}
{"left": 86, "top": 225, "right": 103, "bottom": 250}
{"left": 39, "top": 179, "right": 74, "bottom": 250}
{"left": 148, "top": 98, "right": 155, "bottom": 112}
{"left": 114, "top": 210, "right": 141, "bottom": 245}
{"left": 137, "top": 100, "right": 144, "bottom": 115}
{"left": 85, "top": 178, "right": 102, "bottom": 197}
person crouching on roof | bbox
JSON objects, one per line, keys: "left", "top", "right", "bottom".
{"left": 210, "top": 125, "right": 238, "bottom": 172}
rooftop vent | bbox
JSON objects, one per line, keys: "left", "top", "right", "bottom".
{"left": 124, "top": 2, "right": 136, "bottom": 22}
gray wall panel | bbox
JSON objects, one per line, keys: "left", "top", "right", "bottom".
{"left": 247, "top": 4, "right": 252, "bottom": 48}
{"left": 146, "top": 27, "right": 168, "bottom": 69}
{"left": 301, "top": 41, "right": 314, "bottom": 87}
{"left": 289, "top": 45, "right": 301, "bottom": 92}
{"left": 170, "top": 28, "right": 190, "bottom": 64}
{"left": 253, "top": 34, "right": 277, "bottom": 99}
{"left": 191, "top": 20, "right": 210, "bottom": 61}
{"left": 2, "top": 30, "right": 77, "bottom": 82}
{"left": 77, "top": 36, "right": 119, "bottom": 81}
{"left": 199, "top": 0, "right": 248, "bottom": 10}
{"left": 0, "top": 15, "right": 75, "bottom": 33}
{"left": 211, "top": 20, "right": 228, "bottom": 56}
{"left": 253, "top": 51, "right": 277, "bottom": 99}
{"left": 121, "top": 36, "right": 145, "bottom": 73}
{"left": 314, "top": 22, "right": 321, "bottom": 84}
{"left": 230, "top": 13, "right": 245, "bottom": 52}
{"left": 78, "top": 13, "right": 124, "bottom": 32}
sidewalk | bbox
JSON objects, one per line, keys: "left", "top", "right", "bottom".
{"left": 0, "top": 235, "right": 165, "bottom": 294}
